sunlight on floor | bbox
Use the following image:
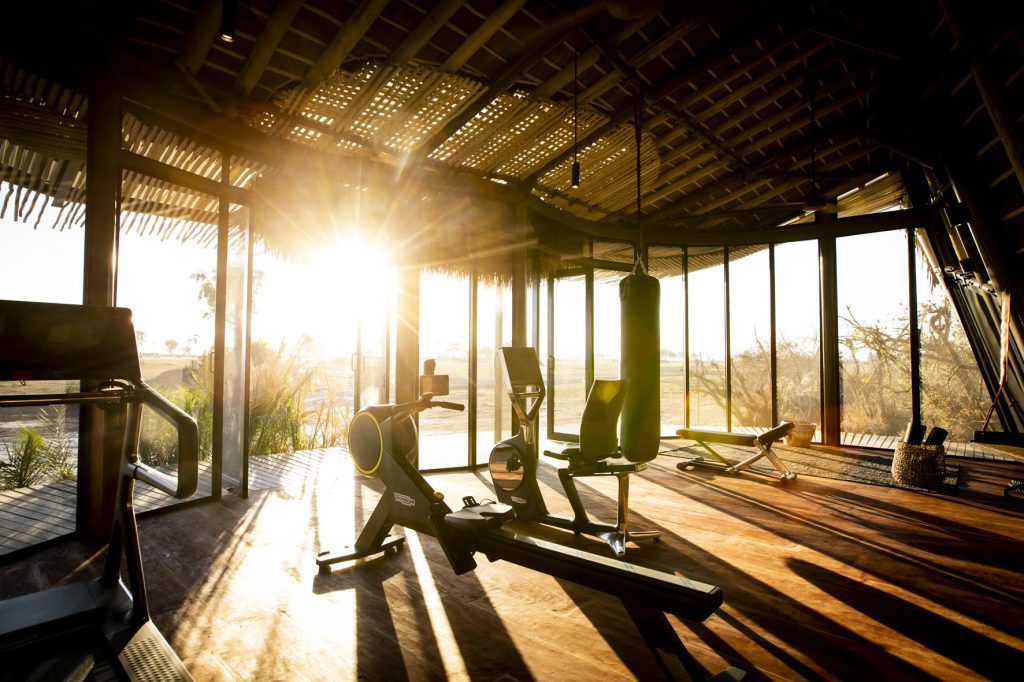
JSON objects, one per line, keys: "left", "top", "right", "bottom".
{"left": 405, "top": 531, "right": 470, "bottom": 680}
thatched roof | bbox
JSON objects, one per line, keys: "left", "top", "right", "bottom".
{"left": 0, "top": 1, "right": 1019, "bottom": 280}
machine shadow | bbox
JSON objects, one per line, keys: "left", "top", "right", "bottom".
{"left": 788, "top": 557, "right": 1024, "bottom": 679}
{"left": 635, "top": 463, "right": 1023, "bottom": 664}
{"left": 521, "top": 460, "right": 930, "bottom": 679}
{"left": 313, "top": 468, "right": 533, "bottom": 679}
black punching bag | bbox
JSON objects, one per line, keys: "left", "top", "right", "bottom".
{"left": 620, "top": 272, "right": 660, "bottom": 462}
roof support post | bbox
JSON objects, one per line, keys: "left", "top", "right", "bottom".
{"left": 80, "top": 73, "right": 121, "bottom": 537}
{"left": 818, "top": 216, "right": 842, "bottom": 446}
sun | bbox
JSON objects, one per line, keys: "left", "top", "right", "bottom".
{"left": 251, "top": 232, "right": 395, "bottom": 360}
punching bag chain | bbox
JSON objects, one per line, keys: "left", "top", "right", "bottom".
{"left": 633, "top": 93, "right": 647, "bottom": 276}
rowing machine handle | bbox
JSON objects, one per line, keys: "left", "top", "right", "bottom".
{"left": 432, "top": 401, "right": 465, "bottom": 412}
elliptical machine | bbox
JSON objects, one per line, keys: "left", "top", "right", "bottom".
{"left": 487, "top": 347, "right": 659, "bottom": 556}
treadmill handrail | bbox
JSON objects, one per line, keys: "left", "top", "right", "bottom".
{"left": 129, "top": 383, "right": 199, "bottom": 500}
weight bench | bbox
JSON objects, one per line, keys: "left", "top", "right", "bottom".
{"left": 674, "top": 422, "right": 797, "bottom": 482}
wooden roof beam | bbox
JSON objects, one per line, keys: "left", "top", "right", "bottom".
{"left": 390, "top": 0, "right": 464, "bottom": 64}
{"left": 303, "top": 0, "right": 390, "bottom": 87}
{"left": 413, "top": 1, "right": 606, "bottom": 164}
{"left": 650, "top": 81, "right": 875, "bottom": 203}
{"left": 585, "top": 27, "right": 753, "bottom": 173}
{"left": 645, "top": 119, "right": 857, "bottom": 220}
{"left": 176, "top": 0, "right": 222, "bottom": 74}
{"left": 655, "top": 39, "right": 826, "bottom": 151}
{"left": 659, "top": 64, "right": 863, "bottom": 170}
{"left": 524, "top": 21, "right": 775, "bottom": 186}
{"left": 235, "top": 0, "right": 305, "bottom": 95}
{"left": 442, "top": 0, "right": 527, "bottom": 71}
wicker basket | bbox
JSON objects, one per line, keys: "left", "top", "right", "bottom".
{"left": 891, "top": 442, "right": 946, "bottom": 488}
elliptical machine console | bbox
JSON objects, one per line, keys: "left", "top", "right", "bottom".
{"left": 488, "top": 348, "right": 548, "bottom": 514}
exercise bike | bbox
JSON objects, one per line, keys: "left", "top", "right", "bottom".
{"left": 316, "top": 362, "right": 745, "bottom": 681}
{"left": 487, "top": 347, "right": 659, "bottom": 556}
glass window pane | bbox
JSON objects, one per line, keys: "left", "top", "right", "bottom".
{"left": 916, "top": 230, "right": 995, "bottom": 442}
{"left": 419, "top": 271, "right": 469, "bottom": 469}
{"left": 249, "top": 237, "right": 369, "bottom": 460}
{"left": 537, "top": 277, "right": 549, "bottom": 442}
{"left": 0, "top": 186, "right": 83, "bottom": 551}
{"left": 550, "top": 274, "right": 587, "bottom": 437}
{"left": 221, "top": 206, "right": 250, "bottom": 493}
{"left": 729, "top": 248, "right": 772, "bottom": 429}
{"left": 774, "top": 240, "right": 821, "bottom": 431}
{"left": 660, "top": 272, "right": 685, "bottom": 430}
{"left": 837, "top": 230, "right": 911, "bottom": 439}
{"left": 594, "top": 271, "right": 621, "bottom": 381}
{"left": 688, "top": 250, "right": 726, "bottom": 430}
{"left": 118, "top": 175, "right": 218, "bottom": 505}
{"left": 476, "top": 281, "right": 511, "bottom": 460}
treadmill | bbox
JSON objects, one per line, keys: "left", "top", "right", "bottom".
{"left": 0, "top": 300, "right": 198, "bottom": 681}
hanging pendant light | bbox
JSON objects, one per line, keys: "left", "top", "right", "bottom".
{"left": 571, "top": 29, "right": 581, "bottom": 189}
{"left": 219, "top": 0, "right": 237, "bottom": 43}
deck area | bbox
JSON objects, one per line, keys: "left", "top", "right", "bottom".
{"left": 0, "top": 450, "right": 336, "bottom": 556}
{"left": 1, "top": 442, "right": 1022, "bottom": 680}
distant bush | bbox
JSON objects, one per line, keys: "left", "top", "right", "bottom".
{"left": 686, "top": 302, "right": 990, "bottom": 440}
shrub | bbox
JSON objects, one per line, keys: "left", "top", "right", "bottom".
{"left": 1, "top": 428, "right": 47, "bottom": 490}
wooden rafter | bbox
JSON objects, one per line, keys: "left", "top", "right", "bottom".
{"left": 235, "top": 0, "right": 305, "bottom": 95}
{"left": 442, "top": 0, "right": 527, "bottom": 72}
{"left": 390, "top": 0, "right": 463, "bottom": 65}
{"left": 303, "top": 0, "right": 389, "bottom": 88}
{"left": 412, "top": 1, "right": 605, "bottom": 163}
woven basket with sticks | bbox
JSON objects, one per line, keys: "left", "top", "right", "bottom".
{"left": 891, "top": 442, "right": 946, "bottom": 489}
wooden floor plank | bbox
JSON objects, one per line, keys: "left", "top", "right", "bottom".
{"left": 3, "top": 448, "right": 1022, "bottom": 681}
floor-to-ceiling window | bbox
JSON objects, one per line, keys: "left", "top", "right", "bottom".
{"left": 774, "top": 240, "right": 822, "bottom": 431}
{"left": 593, "top": 272, "right": 622, "bottom": 383}
{"left": 249, "top": 235, "right": 389, "bottom": 462}
{"left": 837, "top": 230, "right": 912, "bottom": 439}
{"left": 476, "top": 279, "right": 513, "bottom": 461}
{"left": 688, "top": 250, "right": 727, "bottom": 430}
{"left": 660, "top": 265, "right": 686, "bottom": 431}
{"left": 117, "top": 172, "right": 220, "bottom": 505}
{"left": 915, "top": 229, "right": 995, "bottom": 441}
{"left": 728, "top": 248, "right": 772, "bottom": 429}
{"left": 0, "top": 182, "right": 84, "bottom": 549}
{"left": 419, "top": 270, "right": 470, "bottom": 469}
{"left": 548, "top": 271, "right": 588, "bottom": 439}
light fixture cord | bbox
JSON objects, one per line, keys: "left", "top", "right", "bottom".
{"left": 573, "top": 29, "right": 578, "bottom": 163}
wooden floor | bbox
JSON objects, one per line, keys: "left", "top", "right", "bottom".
{"left": 1, "top": 446, "right": 1022, "bottom": 681}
